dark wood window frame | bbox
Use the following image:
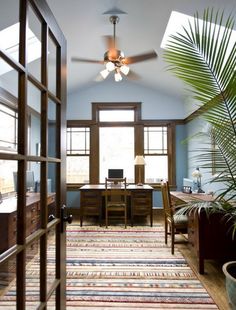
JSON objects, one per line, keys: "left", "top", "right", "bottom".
{"left": 67, "top": 102, "right": 178, "bottom": 188}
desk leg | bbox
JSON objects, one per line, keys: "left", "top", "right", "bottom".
{"left": 80, "top": 210, "right": 83, "bottom": 227}
{"left": 199, "top": 257, "right": 204, "bottom": 274}
{"left": 150, "top": 208, "right": 153, "bottom": 227}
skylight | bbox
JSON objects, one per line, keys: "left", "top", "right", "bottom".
{"left": 161, "top": 10, "right": 236, "bottom": 51}
{"left": 0, "top": 22, "right": 41, "bottom": 75}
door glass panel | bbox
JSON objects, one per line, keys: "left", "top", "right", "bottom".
{"left": 25, "top": 240, "right": 40, "bottom": 309}
{"left": 0, "top": 104, "right": 17, "bottom": 152}
{"left": 27, "top": 4, "right": 42, "bottom": 81}
{"left": 48, "top": 163, "right": 56, "bottom": 218}
{"left": 48, "top": 291, "right": 56, "bottom": 309}
{"left": 0, "top": 0, "right": 19, "bottom": 62}
{"left": 48, "top": 99, "right": 57, "bottom": 158}
{"left": 47, "top": 227, "right": 56, "bottom": 291}
{"left": 0, "top": 58, "right": 18, "bottom": 98}
{"left": 0, "top": 255, "right": 17, "bottom": 308}
{"left": 27, "top": 81, "right": 41, "bottom": 156}
{"left": 48, "top": 35, "right": 57, "bottom": 95}
{"left": 0, "top": 160, "right": 18, "bottom": 254}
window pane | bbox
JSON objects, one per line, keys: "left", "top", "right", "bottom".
{"left": 99, "top": 127, "right": 134, "bottom": 183}
{"left": 67, "top": 156, "right": 89, "bottom": 183}
{"left": 144, "top": 127, "right": 167, "bottom": 154}
{"left": 99, "top": 110, "right": 134, "bottom": 122}
{"left": 67, "top": 127, "right": 90, "bottom": 155}
{"left": 145, "top": 156, "right": 168, "bottom": 183}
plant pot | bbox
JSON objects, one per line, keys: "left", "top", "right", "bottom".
{"left": 222, "top": 261, "right": 236, "bottom": 309}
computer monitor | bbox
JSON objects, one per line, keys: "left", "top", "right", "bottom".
{"left": 13, "top": 170, "right": 35, "bottom": 192}
{"left": 108, "top": 169, "right": 124, "bottom": 179}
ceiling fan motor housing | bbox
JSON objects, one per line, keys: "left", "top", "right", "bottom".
{"left": 104, "top": 50, "right": 125, "bottom": 66}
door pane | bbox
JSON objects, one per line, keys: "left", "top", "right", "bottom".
{"left": 99, "top": 127, "right": 134, "bottom": 183}
{"left": 48, "top": 162, "right": 56, "bottom": 218}
{"left": 47, "top": 227, "right": 56, "bottom": 291}
{"left": 48, "top": 99, "right": 57, "bottom": 158}
{"left": 27, "top": 4, "right": 42, "bottom": 81}
{"left": 27, "top": 81, "right": 41, "bottom": 156}
{"left": 25, "top": 240, "right": 40, "bottom": 309}
{"left": 0, "top": 57, "right": 18, "bottom": 98}
{"left": 0, "top": 255, "right": 17, "bottom": 309}
{"left": 48, "top": 35, "right": 57, "bottom": 95}
{"left": 0, "top": 0, "right": 19, "bottom": 62}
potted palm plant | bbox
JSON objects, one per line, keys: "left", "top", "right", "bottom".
{"left": 163, "top": 7, "right": 236, "bottom": 307}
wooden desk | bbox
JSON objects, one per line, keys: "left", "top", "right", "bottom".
{"left": 170, "top": 191, "right": 236, "bottom": 274}
{"left": 0, "top": 193, "right": 55, "bottom": 253}
{"left": 80, "top": 184, "right": 153, "bottom": 227}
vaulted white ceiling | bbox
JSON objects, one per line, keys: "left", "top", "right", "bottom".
{"left": 47, "top": 0, "right": 236, "bottom": 100}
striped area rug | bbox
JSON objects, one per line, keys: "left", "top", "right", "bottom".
{"left": 66, "top": 224, "right": 219, "bottom": 309}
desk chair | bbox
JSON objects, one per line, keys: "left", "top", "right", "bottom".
{"left": 104, "top": 177, "right": 128, "bottom": 228}
{"left": 160, "top": 181, "right": 188, "bottom": 254}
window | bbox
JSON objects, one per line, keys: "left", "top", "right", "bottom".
{"left": 66, "top": 103, "right": 176, "bottom": 186}
{"left": 144, "top": 126, "right": 168, "bottom": 182}
{"left": 99, "top": 127, "right": 134, "bottom": 183}
{"left": 66, "top": 127, "right": 90, "bottom": 183}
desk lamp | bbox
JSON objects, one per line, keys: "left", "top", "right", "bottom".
{"left": 192, "top": 167, "right": 205, "bottom": 193}
{"left": 134, "top": 155, "right": 146, "bottom": 186}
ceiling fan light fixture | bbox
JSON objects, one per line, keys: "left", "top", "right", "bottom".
{"left": 100, "top": 68, "right": 110, "bottom": 79}
{"left": 120, "top": 64, "right": 130, "bottom": 75}
{"left": 114, "top": 70, "right": 122, "bottom": 82}
{"left": 106, "top": 61, "right": 115, "bottom": 71}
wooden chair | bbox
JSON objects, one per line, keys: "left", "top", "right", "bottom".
{"left": 104, "top": 177, "right": 128, "bottom": 228}
{"left": 160, "top": 181, "right": 188, "bottom": 254}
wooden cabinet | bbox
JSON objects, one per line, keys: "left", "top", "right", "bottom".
{"left": 130, "top": 188, "right": 153, "bottom": 226}
{"left": 80, "top": 187, "right": 103, "bottom": 226}
{"left": 170, "top": 191, "right": 236, "bottom": 274}
{"left": 0, "top": 193, "right": 55, "bottom": 254}
{"left": 189, "top": 211, "right": 236, "bottom": 274}
{"left": 80, "top": 184, "right": 153, "bottom": 227}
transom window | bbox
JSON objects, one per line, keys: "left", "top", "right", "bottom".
{"left": 99, "top": 110, "right": 134, "bottom": 122}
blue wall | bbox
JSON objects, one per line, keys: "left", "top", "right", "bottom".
{"left": 66, "top": 81, "right": 188, "bottom": 210}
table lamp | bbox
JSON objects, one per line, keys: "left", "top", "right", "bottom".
{"left": 192, "top": 167, "right": 205, "bottom": 193}
{"left": 134, "top": 155, "right": 146, "bottom": 186}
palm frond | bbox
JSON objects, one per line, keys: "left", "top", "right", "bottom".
{"left": 164, "top": 8, "right": 236, "bottom": 202}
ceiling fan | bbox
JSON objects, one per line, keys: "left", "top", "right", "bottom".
{"left": 71, "top": 15, "right": 158, "bottom": 82}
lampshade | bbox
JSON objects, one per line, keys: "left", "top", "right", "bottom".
{"left": 114, "top": 70, "right": 122, "bottom": 82}
{"left": 134, "top": 155, "right": 146, "bottom": 165}
{"left": 106, "top": 61, "right": 115, "bottom": 72}
{"left": 100, "top": 68, "right": 110, "bottom": 79}
{"left": 100, "top": 61, "right": 130, "bottom": 82}
{"left": 120, "top": 64, "right": 130, "bottom": 75}
{"left": 192, "top": 167, "right": 202, "bottom": 178}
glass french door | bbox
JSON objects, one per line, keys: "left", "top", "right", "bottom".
{"left": 0, "top": 0, "right": 67, "bottom": 309}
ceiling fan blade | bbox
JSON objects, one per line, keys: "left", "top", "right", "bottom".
{"left": 124, "top": 50, "right": 158, "bottom": 64}
{"left": 71, "top": 57, "right": 103, "bottom": 64}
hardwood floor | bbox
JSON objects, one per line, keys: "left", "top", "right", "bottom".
{"left": 153, "top": 209, "right": 231, "bottom": 310}
{"left": 72, "top": 209, "right": 231, "bottom": 310}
